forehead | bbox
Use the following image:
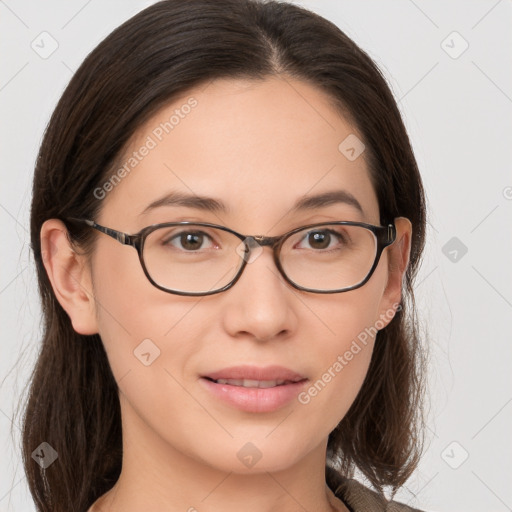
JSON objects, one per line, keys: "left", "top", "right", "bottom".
{"left": 98, "top": 76, "right": 380, "bottom": 229}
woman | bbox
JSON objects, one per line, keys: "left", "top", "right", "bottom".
{"left": 23, "top": 1, "right": 427, "bottom": 511}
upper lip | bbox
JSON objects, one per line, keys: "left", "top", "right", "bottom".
{"left": 202, "top": 365, "right": 307, "bottom": 382}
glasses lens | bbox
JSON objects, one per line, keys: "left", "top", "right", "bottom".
{"left": 143, "top": 225, "right": 244, "bottom": 294}
{"left": 280, "top": 224, "right": 377, "bottom": 291}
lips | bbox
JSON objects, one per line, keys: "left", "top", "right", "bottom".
{"left": 210, "top": 378, "right": 295, "bottom": 388}
{"left": 202, "top": 365, "right": 307, "bottom": 386}
{"left": 199, "top": 365, "right": 308, "bottom": 413}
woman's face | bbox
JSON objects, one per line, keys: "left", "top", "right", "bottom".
{"left": 49, "top": 76, "right": 411, "bottom": 476}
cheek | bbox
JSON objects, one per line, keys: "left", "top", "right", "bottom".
{"left": 89, "top": 246, "right": 212, "bottom": 447}
{"left": 90, "top": 243, "right": 200, "bottom": 379}
{"left": 311, "top": 334, "right": 374, "bottom": 421}
{"left": 296, "top": 282, "right": 385, "bottom": 430}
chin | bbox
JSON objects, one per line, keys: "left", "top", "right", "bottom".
{"left": 194, "top": 435, "right": 314, "bottom": 475}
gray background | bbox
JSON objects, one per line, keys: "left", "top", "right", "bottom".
{"left": 1, "top": 1, "right": 511, "bottom": 511}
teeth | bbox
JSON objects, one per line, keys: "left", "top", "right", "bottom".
{"left": 214, "top": 378, "right": 290, "bottom": 388}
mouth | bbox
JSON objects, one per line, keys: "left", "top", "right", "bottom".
{"left": 199, "top": 365, "right": 308, "bottom": 413}
{"left": 202, "top": 377, "right": 306, "bottom": 388}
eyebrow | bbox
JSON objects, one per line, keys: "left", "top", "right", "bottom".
{"left": 139, "top": 189, "right": 364, "bottom": 216}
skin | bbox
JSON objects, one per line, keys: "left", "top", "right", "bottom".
{"left": 41, "top": 75, "right": 412, "bottom": 512}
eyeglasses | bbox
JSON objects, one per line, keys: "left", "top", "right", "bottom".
{"left": 66, "top": 218, "right": 397, "bottom": 296}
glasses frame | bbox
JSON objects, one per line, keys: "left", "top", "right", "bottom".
{"left": 66, "top": 217, "right": 397, "bottom": 296}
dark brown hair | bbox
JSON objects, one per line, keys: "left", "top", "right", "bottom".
{"left": 18, "top": 0, "right": 427, "bottom": 510}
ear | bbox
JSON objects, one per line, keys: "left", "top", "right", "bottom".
{"left": 375, "top": 216, "right": 412, "bottom": 327}
{"left": 40, "top": 219, "right": 99, "bottom": 335}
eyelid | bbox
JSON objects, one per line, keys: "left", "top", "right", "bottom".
{"left": 142, "top": 217, "right": 362, "bottom": 237}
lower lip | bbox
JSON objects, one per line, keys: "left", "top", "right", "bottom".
{"left": 200, "top": 377, "right": 308, "bottom": 413}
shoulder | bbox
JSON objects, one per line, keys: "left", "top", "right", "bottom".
{"left": 327, "top": 466, "right": 425, "bottom": 512}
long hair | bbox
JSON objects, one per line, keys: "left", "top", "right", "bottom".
{"left": 19, "top": 1, "right": 427, "bottom": 510}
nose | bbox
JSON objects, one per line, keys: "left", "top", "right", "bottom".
{"left": 220, "top": 244, "right": 297, "bottom": 342}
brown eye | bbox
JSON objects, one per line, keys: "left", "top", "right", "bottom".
{"left": 166, "top": 231, "right": 212, "bottom": 251}
{"left": 296, "top": 229, "right": 348, "bottom": 251}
